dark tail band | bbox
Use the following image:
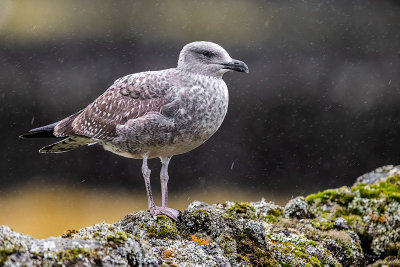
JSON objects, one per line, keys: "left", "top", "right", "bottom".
{"left": 19, "top": 122, "right": 60, "bottom": 139}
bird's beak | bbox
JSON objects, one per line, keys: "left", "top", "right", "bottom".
{"left": 221, "top": 59, "right": 249, "bottom": 73}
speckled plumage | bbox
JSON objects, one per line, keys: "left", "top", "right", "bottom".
{"left": 50, "top": 69, "right": 229, "bottom": 159}
{"left": 21, "top": 41, "right": 249, "bottom": 220}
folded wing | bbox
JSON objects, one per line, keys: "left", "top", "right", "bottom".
{"left": 40, "top": 73, "right": 173, "bottom": 152}
{"left": 55, "top": 74, "right": 170, "bottom": 141}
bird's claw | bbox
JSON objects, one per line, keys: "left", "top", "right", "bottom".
{"left": 149, "top": 206, "right": 181, "bottom": 222}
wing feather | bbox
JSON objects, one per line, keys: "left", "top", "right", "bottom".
{"left": 54, "top": 72, "right": 172, "bottom": 140}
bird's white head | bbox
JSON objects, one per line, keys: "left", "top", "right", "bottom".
{"left": 177, "top": 41, "right": 249, "bottom": 78}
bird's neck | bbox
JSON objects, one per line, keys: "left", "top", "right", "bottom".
{"left": 176, "top": 67, "right": 223, "bottom": 80}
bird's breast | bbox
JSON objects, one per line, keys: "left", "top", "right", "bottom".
{"left": 171, "top": 78, "right": 229, "bottom": 140}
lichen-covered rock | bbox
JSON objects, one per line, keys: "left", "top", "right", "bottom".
{"left": 354, "top": 164, "right": 400, "bottom": 186}
{"left": 306, "top": 165, "right": 400, "bottom": 264}
{"left": 0, "top": 223, "right": 158, "bottom": 266}
{"left": 333, "top": 217, "right": 350, "bottom": 230}
{"left": 284, "top": 196, "right": 314, "bottom": 219}
{"left": 0, "top": 202, "right": 362, "bottom": 266}
{"left": 1, "top": 166, "right": 399, "bottom": 266}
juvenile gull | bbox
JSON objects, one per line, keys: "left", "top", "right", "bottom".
{"left": 20, "top": 41, "right": 249, "bottom": 221}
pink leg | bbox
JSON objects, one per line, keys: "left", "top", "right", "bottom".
{"left": 141, "top": 155, "right": 180, "bottom": 221}
{"left": 160, "top": 156, "right": 171, "bottom": 208}
{"left": 141, "top": 155, "right": 156, "bottom": 210}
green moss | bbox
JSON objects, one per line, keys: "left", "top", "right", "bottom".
{"left": 59, "top": 248, "right": 102, "bottom": 265}
{"left": 373, "top": 182, "right": 399, "bottom": 192}
{"left": 264, "top": 215, "right": 279, "bottom": 223}
{"left": 387, "top": 191, "right": 400, "bottom": 201}
{"left": 305, "top": 176, "right": 400, "bottom": 260}
{"left": 294, "top": 249, "right": 321, "bottom": 266}
{"left": 68, "top": 248, "right": 86, "bottom": 255}
{"left": 106, "top": 231, "right": 128, "bottom": 244}
{"left": 236, "top": 254, "right": 251, "bottom": 264}
{"left": 181, "top": 209, "right": 213, "bottom": 236}
{"left": 307, "top": 175, "right": 400, "bottom": 221}
{"left": 351, "top": 175, "right": 400, "bottom": 201}
{"left": 342, "top": 215, "right": 362, "bottom": 225}
{"left": 61, "top": 229, "right": 78, "bottom": 239}
{"left": 354, "top": 187, "right": 380, "bottom": 198}
{"left": 147, "top": 215, "right": 178, "bottom": 239}
{"left": 216, "top": 234, "right": 237, "bottom": 255}
{"left": 0, "top": 249, "right": 16, "bottom": 267}
{"left": 55, "top": 248, "right": 88, "bottom": 264}
{"left": 237, "top": 247, "right": 275, "bottom": 266}
{"left": 236, "top": 227, "right": 277, "bottom": 266}
{"left": 268, "top": 208, "right": 283, "bottom": 217}
{"left": 312, "top": 219, "right": 335, "bottom": 231}
{"left": 334, "top": 238, "right": 362, "bottom": 264}
{"left": 263, "top": 208, "right": 283, "bottom": 223}
{"left": 85, "top": 230, "right": 129, "bottom": 246}
{"left": 381, "top": 255, "right": 400, "bottom": 266}
{"left": 235, "top": 223, "right": 327, "bottom": 266}
{"left": 228, "top": 202, "right": 256, "bottom": 220}
{"left": 306, "top": 188, "right": 354, "bottom": 205}
{"left": 269, "top": 241, "right": 322, "bottom": 266}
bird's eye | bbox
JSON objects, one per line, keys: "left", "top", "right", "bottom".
{"left": 201, "top": 51, "right": 213, "bottom": 58}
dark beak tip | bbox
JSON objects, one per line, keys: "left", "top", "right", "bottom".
{"left": 239, "top": 64, "right": 249, "bottom": 74}
{"left": 222, "top": 59, "right": 249, "bottom": 73}
{"left": 233, "top": 59, "right": 249, "bottom": 73}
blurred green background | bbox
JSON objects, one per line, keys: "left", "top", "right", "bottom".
{"left": 0, "top": 0, "right": 399, "bottom": 238}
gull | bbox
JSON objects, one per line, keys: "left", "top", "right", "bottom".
{"left": 20, "top": 41, "right": 249, "bottom": 221}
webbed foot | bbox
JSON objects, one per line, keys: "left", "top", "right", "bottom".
{"left": 149, "top": 206, "right": 181, "bottom": 222}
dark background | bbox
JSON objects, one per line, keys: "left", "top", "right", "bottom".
{"left": 1, "top": 0, "right": 400, "bottom": 197}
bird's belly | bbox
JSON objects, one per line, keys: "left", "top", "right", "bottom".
{"left": 102, "top": 136, "right": 206, "bottom": 159}
{"left": 148, "top": 138, "right": 206, "bottom": 158}
{"left": 102, "top": 108, "right": 225, "bottom": 159}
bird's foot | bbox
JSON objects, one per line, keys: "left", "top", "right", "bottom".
{"left": 149, "top": 206, "right": 181, "bottom": 222}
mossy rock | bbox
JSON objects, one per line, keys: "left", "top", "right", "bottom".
{"left": 1, "top": 166, "right": 399, "bottom": 266}
{"left": 146, "top": 215, "right": 178, "bottom": 239}
{"left": 227, "top": 202, "right": 257, "bottom": 220}
{"left": 306, "top": 172, "right": 400, "bottom": 263}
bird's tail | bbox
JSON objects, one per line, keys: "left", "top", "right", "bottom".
{"left": 19, "top": 122, "right": 60, "bottom": 139}
{"left": 39, "top": 136, "right": 96, "bottom": 153}
{"left": 20, "top": 109, "right": 83, "bottom": 139}
{"left": 20, "top": 111, "right": 96, "bottom": 153}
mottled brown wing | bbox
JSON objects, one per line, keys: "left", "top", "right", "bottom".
{"left": 54, "top": 77, "right": 169, "bottom": 140}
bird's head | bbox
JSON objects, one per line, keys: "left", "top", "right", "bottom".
{"left": 177, "top": 41, "right": 249, "bottom": 77}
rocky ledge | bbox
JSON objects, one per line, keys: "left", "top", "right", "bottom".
{"left": 1, "top": 166, "right": 400, "bottom": 266}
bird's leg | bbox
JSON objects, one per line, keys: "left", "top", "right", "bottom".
{"left": 141, "top": 155, "right": 180, "bottom": 221}
{"left": 155, "top": 156, "right": 181, "bottom": 221}
{"left": 160, "top": 156, "right": 171, "bottom": 208}
{"left": 141, "top": 155, "right": 156, "bottom": 210}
